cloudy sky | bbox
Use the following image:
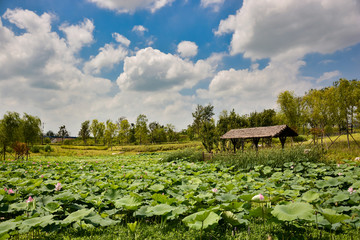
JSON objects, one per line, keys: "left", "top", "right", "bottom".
{"left": 0, "top": 0, "right": 359, "bottom": 135}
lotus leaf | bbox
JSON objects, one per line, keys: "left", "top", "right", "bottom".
{"left": 182, "top": 210, "right": 220, "bottom": 230}
{"left": 272, "top": 202, "right": 314, "bottom": 221}
{"left": 302, "top": 190, "right": 320, "bottom": 202}
{"left": 146, "top": 204, "right": 175, "bottom": 216}
{"left": 114, "top": 196, "right": 141, "bottom": 210}
{"left": 0, "top": 220, "right": 18, "bottom": 235}
{"left": 148, "top": 184, "right": 165, "bottom": 192}
{"left": 63, "top": 208, "right": 94, "bottom": 224}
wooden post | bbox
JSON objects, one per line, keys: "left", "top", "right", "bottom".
{"left": 231, "top": 139, "right": 238, "bottom": 153}
{"left": 279, "top": 136, "right": 287, "bottom": 149}
{"left": 253, "top": 137, "right": 260, "bottom": 151}
{"left": 241, "top": 139, "right": 245, "bottom": 152}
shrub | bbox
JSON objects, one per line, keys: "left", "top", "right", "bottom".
{"left": 44, "top": 145, "right": 52, "bottom": 153}
{"left": 31, "top": 146, "right": 40, "bottom": 153}
{"left": 44, "top": 138, "right": 51, "bottom": 144}
{"left": 161, "top": 148, "right": 203, "bottom": 162}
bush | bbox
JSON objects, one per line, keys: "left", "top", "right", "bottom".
{"left": 31, "top": 146, "right": 40, "bottom": 153}
{"left": 161, "top": 148, "right": 203, "bottom": 162}
{"left": 44, "top": 138, "right": 51, "bottom": 144}
{"left": 44, "top": 145, "right": 52, "bottom": 153}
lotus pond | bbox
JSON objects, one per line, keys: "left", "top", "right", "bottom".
{"left": 1, "top": 153, "right": 360, "bottom": 239}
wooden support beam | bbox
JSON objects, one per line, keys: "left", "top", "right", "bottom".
{"left": 252, "top": 137, "right": 260, "bottom": 151}
{"left": 279, "top": 136, "right": 287, "bottom": 149}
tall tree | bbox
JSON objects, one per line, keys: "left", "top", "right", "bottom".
{"left": 192, "top": 104, "right": 215, "bottom": 138}
{"left": 0, "top": 112, "right": 22, "bottom": 160}
{"left": 22, "top": 113, "right": 42, "bottom": 146}
{"left": 58, "top": 125, "right": 69, "bottom": 143}
{"left": 135, "top": 114, "right": 149, "bottom": 144}
{"left": 118, "top": 118, "right": 130, "bottom": 144}
{"left": 78, "top": 120, "right": 90, "bottom": 145}
{"left": 105, "top": 120, "right": 117, "bottom": 150}
{"left": 200, "top": 119, "right": 217, "bottom": 153}
{"left": 277, "top": 91, "right": 302, "bottom": 130}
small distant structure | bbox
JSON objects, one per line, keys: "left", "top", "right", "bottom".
{"left": 220, "top": 125, "right": 298, "bottom": 152}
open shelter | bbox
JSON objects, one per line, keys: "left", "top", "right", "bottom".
{"left": 220, "top": 125, "right": 298, "bottom": 152}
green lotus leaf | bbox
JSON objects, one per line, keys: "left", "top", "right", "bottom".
{"left": 84, "top": 212, "right": 117, "bottom": 227}
{"left": 320, "top": 208, "right": 351, "bottom": 224}
{"left": 302, "top": 190, "right": 320, "bottom": 202}
{"left": 114, "top": 196, "right": 141, "bottom": 210}
{"left": 182, "top": 210, "right": 220, "bottom": 230}
{"left": 148, "top": 184, "right": 165, "bottom": 192}
{"left": 216, "top": 193, "right": 237, "bottom": 202}
{"left": 19, "top": 215, "right": 54, "bottom": 234}
{"left": 220, "top": 202, "right": 244, "bottom": 212}
{"left": 272, "top": 202, "right": 314, "bottom": 221}
{"left": 44, "top": 202, "right": 62, "bottom": 213}
{"left": 63, "top": 208, "right": 94, "bottom": 224}
{"left": 104, "top": 189, "right": 123, "bottom": 200}
{"left": 263, "top": 166, "right": 273, "bottom": 175}
{"left": 332, "top": 192, "right": 349, "bottom": 202}
{"left": 146, "top": 204, "right": 175, "bottom": 216}
{"left": 0, "top": 220, "right": 18, "bottom": 235}
{"left": 222, "top": 211, "right": 248, "bottom": 226}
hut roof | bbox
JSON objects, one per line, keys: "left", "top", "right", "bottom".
{"left": 220, "top": 125, "right": 298, "bottom": 139}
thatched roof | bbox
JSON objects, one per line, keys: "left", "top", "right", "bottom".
{"left": 220, "top": 125, "right": 298, "bottom": 139}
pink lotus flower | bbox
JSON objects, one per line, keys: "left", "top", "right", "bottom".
{"left": 348, "top": 187, "right": 356, "bottom": 194}
{"left": 211, "top": 188, "right": 218, "bottom": 193}
{"left": 252, "top": 194, "right": 265, "bottom": 201}
{"left": 41, "top": 175, "right": 44, "bottom": 178}
{"left": 7, "top": 188, "right": 15, "bottom": 194}
{"left": 26, "top": 196, "right": 33, "bottom": 203}
{"left": 4, "top": 187, "right": 7, "bottom": 192}
{"left": 55, "top": 182, "right": 62, "bottom": 191}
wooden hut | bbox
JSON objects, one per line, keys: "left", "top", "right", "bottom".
{"left": 220, "top": 125, "right": 298, "bottom": 152}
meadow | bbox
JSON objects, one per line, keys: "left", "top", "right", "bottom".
{"left": 1, "top": 135, "right": 360, "bottom": 239}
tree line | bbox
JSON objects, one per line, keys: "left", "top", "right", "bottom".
{"left": 1, "top": 78, "right": 359, "bottom": 158}
{"left": 188, "top": 78, "right": 360, "bottom": 152}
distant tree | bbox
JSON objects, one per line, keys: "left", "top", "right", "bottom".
{"left": 90, "top": 119, "right": 100, "bottom": 144}
{"left": 105, "top": 120, "right": 117, "bottom": 150}
{"left": 192, "top": 104, "right": 215, "bottom": 138}
{"left": 135, "top": 114, "right": 149, "bottom": 144}
{"left": 277, "top": 91, "right": 302, "bottom": 130}
{"left": 78, "top": 120, "right": 90, "bottom": 145}
{"left": 58, "top": 125, "right": 69, "bottom": 143}
{"left": 200, "top": 119, "right": 217, "bottom": 153}
{"left": 0, "top": 112, "right": 22, "bottom": 160}
{"left": 129, "top": 123, "right": 136, "bottom": 143}
{"left": 45, "top": 130, "right": 56, "bottom": 137}
{"left": 22, "top": 113, "right": 42, "bottom": 146}
{"left": 118, "top": 118, "right": 130, "bottom": 144}
{"left": 165, "top": 124, "right": 177, "bottom": 142}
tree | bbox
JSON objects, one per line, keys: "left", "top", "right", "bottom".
{"left": 135, "top": 114, "right": 149, "bottom": 144}
{"left": 277, "top": 91, "right": 302, "bottom": 130}
{"left": 118, "top": 118, "right": 130, "bottom": 144}
{"left": 165, "top": 124, "right": 176, "bottom": 142}
{"left": 0, "top": 112, "right": 22, "bottom": 160}
{"left": 78, "top": 120, "right": 90, "bottom": 145}
{"left": 58, "top": 125, "right": 69, "bottom": 143}
{"left": 200, "top": 119, "right": 217, "bottom": 153}
{"left": 45, "top": 130, "right": 56, "bottom": 137}
{"left": 90, "top": 119, "right": 102, "bottom": 144}
{"left": 192, "top": 104, "right": 215, "bottom": 138}
{"left": 192, "top": 104, "right": 217, "bottom": 152}
{"left": 22, "top": 113, "right": 42, "bottom": 146}
{"left": 105, "top": 120, "right": 117, "bottom": 150}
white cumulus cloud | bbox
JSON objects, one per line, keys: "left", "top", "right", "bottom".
{"left": 216, "top": 0, "right": 360, "bottom": 61}
{"left": 201, "top": 0, "right": 224, "bottom": 11}
{"left": 117, "top": 47, "right": 213, "bottom": 92}
{"left": 87, "top": 0, "right": 175, "bottom": 13}
{"left": 177, "top": 41, "right": 198, "bottom": 58}
{"left": 59, "top": 19, "right": 94, "bottom": 53}
{"left": 317, "top": 70, "right": 341, "bottom": 83}
{"left": 112, "top": 32, "right": 131, "bottom": 47}
{"left": 84, "top": 43, "right": 128, "bottom": 74}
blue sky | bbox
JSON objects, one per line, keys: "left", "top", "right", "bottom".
{"left": 0, "top": 0, "right": 359, "bottom": 135}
